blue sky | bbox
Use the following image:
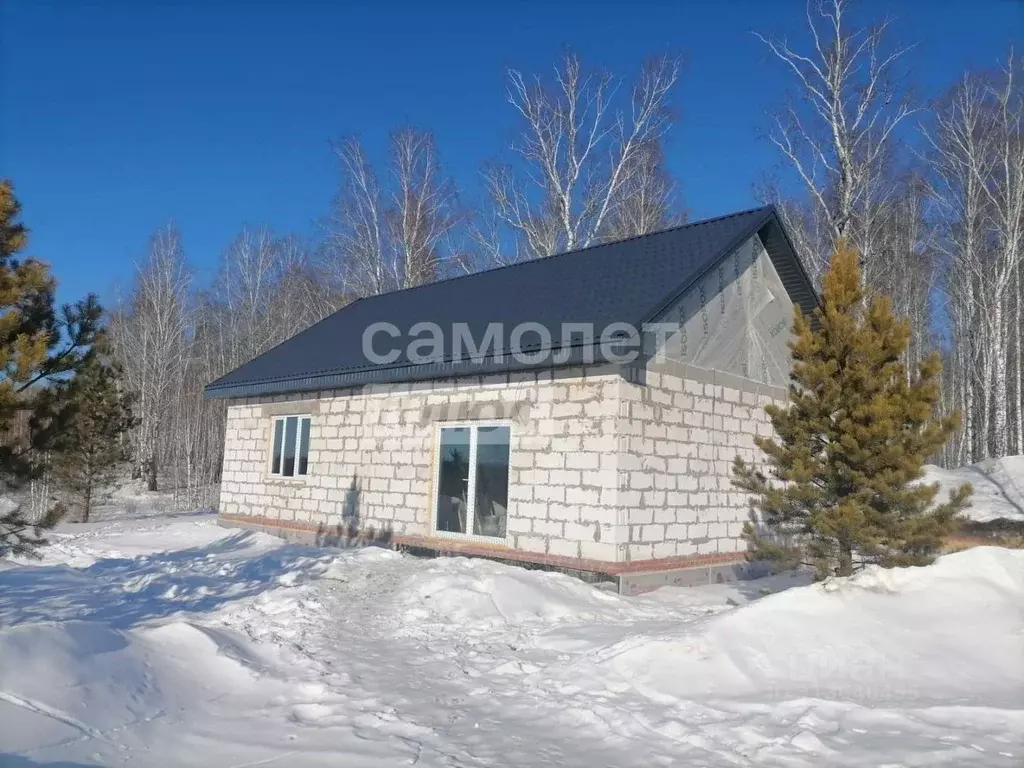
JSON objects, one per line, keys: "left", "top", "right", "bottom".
{"left": 1, "top": 0, "right": 1020, "bottom": 306}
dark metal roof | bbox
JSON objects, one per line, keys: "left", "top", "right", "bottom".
{"left": 205, "top": 205, "right": 816, "bottom": 399}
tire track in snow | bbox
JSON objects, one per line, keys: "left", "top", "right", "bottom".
{"left": 0, "top": 689, "right": 111, "bottom": 743}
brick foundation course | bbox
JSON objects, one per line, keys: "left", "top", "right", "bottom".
{"left": 218, "top": 511, "right": 746, "bottom": 576}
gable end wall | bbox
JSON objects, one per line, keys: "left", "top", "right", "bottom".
{"left": 616, "top": 357, "right": 786, "bottom": 563}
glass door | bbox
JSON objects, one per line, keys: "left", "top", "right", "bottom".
{"left": 435, "top": 426, "right": 471, "bottom": 534}
{"left": 473, "top": 426, "right": 510, "bottom": 538}
{"left": 434, "top": 424, "right": 510, "bottom": 540}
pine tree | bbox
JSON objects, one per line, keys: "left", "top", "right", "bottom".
{"left": 732, "top": 243, "right": 971, "bottom": 580}
{"left": 0, "top": 179, "right": 102, "bottom": 557}
{"left": 52, "top": 344, "right": 138, "bottom": 522}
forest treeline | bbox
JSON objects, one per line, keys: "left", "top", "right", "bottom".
{"left": 10, "top": 0, "right": 1024, "bottom": 523}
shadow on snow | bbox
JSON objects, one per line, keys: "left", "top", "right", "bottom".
{"left": 0, "top": 530, "right": 347, "bottom": 629}
{"left": 0, "top": 756, "right": 99, "bottom": 767}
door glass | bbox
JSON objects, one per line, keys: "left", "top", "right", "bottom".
{"left": 271, "top": 419, "right": 284, "bottom": 474}
{"left": 297, "top": 417, "right": 310, "bottom": 475}
{"left": 473, "top": 426, "right": 510, "bottom": 538}
{"left": 282, "top": 416, "right": 298, "bottom": 477}
{"left": 436, "top": 427, "right": 470, "bottom": 533}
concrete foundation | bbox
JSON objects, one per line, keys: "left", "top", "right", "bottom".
{"left": 617, "top": 559, "right": 772, "bottom": 595}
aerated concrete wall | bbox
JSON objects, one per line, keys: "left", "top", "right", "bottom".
{"left": 218, "top": 360, "right": 786, "bottom": 571}
{"left": 218, "top": 365, "right": 626, "bottom": 564}
{"left": 616, "top": 358, "right": 786, "bottom": 564}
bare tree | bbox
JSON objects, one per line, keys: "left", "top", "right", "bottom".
{"left": 925, "top": 56, "right": 1024, "bottom": 461}
{"left": 873, "top": 174, "right": 937, "bottom": 375}
{"left": 328, "top": 127, "right": 460, "bottom": 296}
{"left": 984, "top": 55, "right": 1024, "bottom": 456}
{"left": 926, "top": 73, "right": 995, "bottom": 461}
{"left": 1015, "top": 255, "right": 1024, "bottom": 455}
{"left": 485, "top": 52, "right": 681, "bottom": 259}
{"left": 468, "top": 207, "right": 523, "bottom": 269}
{"left": 110, "top": 225, "right": 192, "bottom": 491}
{"left": 756, "top": 171, "right": 832, "bottom": 267}
{"left": 107, "top": 223, "right": 346, "bottom": 510}
{"left": 756, "top": 0, "right": 915, "bottom": 285}
{"left": 206, "top": 228, "right": 321, "bottom": 370}
{"left": 604, "top": 142, "right": 684, "bottom": 241}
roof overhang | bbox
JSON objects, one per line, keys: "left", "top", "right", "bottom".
{"left": 204, "top": 206, "right": 819, "bottom": 401}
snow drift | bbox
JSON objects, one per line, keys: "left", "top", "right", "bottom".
{"left": 605, "top": 547, "right": 1024, "bottom": 709}
{"left": 1, "top": 514, "right": 1022, "bottom": 766}
{"left": 396, "top": 556, "right": 624, "bottom": 628}
{"left": 924, "top": 455, "right": 1024, "bottom": 523}
{"left": 0, "top": 620, "right": 274, "bottom": 756}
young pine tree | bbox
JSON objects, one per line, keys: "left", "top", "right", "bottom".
{"left": 732, "top": 244, "right": 970, "bottom": 580}
{"left": 52, "top": 345, "right": 138, "bottom": 522}
{"left": 0, "top": 179, "right": 102, "bottom": 556}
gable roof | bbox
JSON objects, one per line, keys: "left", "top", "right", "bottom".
{"left": 205, "top": 205, "right": 815, "bottom": 399}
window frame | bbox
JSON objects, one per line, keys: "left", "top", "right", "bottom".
{"left": 431, "top": 420, "right": 513, "bottom": 544}
{"left": 268, "top": 414, "right": 312, "bottom": 479}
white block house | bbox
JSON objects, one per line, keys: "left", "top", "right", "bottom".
{"left": 205, "top": 206, "right": 816, "bottom": 593}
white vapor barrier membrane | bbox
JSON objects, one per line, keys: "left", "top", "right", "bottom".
{"left": 652, "top": 234, "right": 793, "bottom": 386}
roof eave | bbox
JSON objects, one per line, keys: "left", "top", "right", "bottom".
{"left": 203, "top": 342, "right": 624, "bottom": 400}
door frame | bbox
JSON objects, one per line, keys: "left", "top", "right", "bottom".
{"left": 430, "top": 420, "right": 513, "bottom": 543}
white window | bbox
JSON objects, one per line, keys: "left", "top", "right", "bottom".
{"left": 270, "top": 415, "right": 311, "bottom": 477}
{"left": 433, "top": 423, "right": 511, "bottom": 540}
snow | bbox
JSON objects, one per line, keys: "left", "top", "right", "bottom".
{"left": 90, "top": 478, "right": 182, "bottom": 520}
{"left": 395, "top": 556, "right": 626, "bottom": 628}
{"left": 608, "top": 547, "right": 1024, "bottom": 705}
{"left": 1, "top": 514, "right": 1022, "bottom": 766}
{"left": 924, "top": 455, "right": 1024, "bottom": 523}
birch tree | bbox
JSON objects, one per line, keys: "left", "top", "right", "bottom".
{"left": 206, "top": 228, "right": 319, "bottom": 371}
{"left": 873, "top": 174, "right": 936, "bottom": 375}
{"left": 756, "top": 0, "right": 915, "bottom": 286}
{"left": 925, "top": 74, "right": 994, "bottom": 461}
{"left": 984, "top": 56, "right": 1024, "bottom": 456}
{"left": 109, "top": 225, "right": 192, "bottom": 491}
{"left": 485, "top": 52, "right": 681, "bottom": 259}
{"left": 328, "top": 127, "right": 460, "bottom": 296}
{"left": 925, "top": 56, "right": 1024, "bottom": 461}
{"left": 604, "top": 142, "right": 684, "bottom": 240}
{"left": 107, "top": 221, "right": 348, "bottom": 509}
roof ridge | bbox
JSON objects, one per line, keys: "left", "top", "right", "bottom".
{"left": 341, "top": 205, "right": 775, "bottom": 304}
{"left": 557, "top": 204, "right": 773, "bottom": 257}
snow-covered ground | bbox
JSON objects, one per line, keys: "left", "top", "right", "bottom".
{"left": 1, "top": 515, "right": 1022, "bottom": 766}
{"left": 84, "top": 480, "right": 182, "bottom": 521}
{"left": 924, "top": 456, "right": 1024, "bottom": 524}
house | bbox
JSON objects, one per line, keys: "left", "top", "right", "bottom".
{"left": 205, "top": 206, "right": 816, "bottom": 594}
